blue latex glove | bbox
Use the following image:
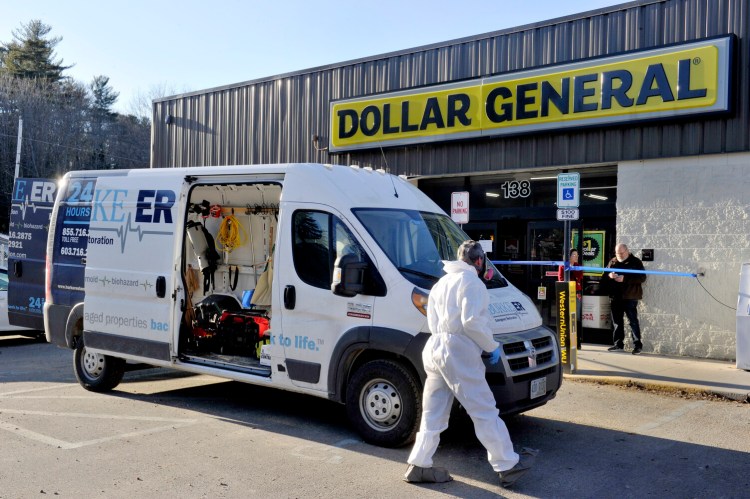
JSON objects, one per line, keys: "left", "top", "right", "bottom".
{"left": 489, "top": 347, "right": 501, "bottom": 365}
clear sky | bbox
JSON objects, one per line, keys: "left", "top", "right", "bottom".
{"left": 1, "top": 0, "right": 626, "bottom": 115}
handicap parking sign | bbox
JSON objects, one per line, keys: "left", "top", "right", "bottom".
{"left": 557, "top": 173, "right": 580, "bottom": 208}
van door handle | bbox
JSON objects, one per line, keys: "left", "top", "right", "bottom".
{"left": 156, "top": 276, "right": 166, "bottom": 298}
{"left": 13, "top": 260, "right": 22, "bottom": 277}
{"left": 284, "top": 285, "right": 296, "bottom": 310}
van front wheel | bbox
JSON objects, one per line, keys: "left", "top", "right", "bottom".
{"left": 346, "top": 359, "right": 421, "bottom": 448}
{"left": 74, "top": 345, "right": 125, "bottom": 392}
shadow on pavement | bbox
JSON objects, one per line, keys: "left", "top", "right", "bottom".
{"left": 108, "top": 369, "right": 750, "bottom": 499}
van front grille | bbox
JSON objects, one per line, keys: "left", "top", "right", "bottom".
{"left": 532, "top": 337, "right": 551, "bottom": 349}
{"left": 498, "top": 333, "right": 558, "bottom": 375}
{"left": 503, "top": 342, "right": 526, "bottom": 355}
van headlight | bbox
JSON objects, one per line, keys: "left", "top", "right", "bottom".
{"left": 411, "top": 287, "right": 429, "bottom": 316}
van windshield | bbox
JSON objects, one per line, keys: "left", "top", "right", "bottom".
{"left": 353, "top": 208, "right": 507, "bottom": 290}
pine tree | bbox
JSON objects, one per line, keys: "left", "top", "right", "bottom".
{"left": 90, "top": 75, "right": 119, "bottom": 117}
{"left": 0, "top": 20, "right": 70, "bottom": 81}
{"left": 87, "top": 76, "right": 120, "bottom": 168}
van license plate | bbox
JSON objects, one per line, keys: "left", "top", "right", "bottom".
{"left": 530, "top": 377, "right": 546, "bottom": 399}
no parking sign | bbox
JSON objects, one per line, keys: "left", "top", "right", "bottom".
{"left": 451, "top": 191, "right": 469, "bottom": 224}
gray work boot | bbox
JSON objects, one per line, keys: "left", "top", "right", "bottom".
{"left": 498, "top": 447, "right": 539, "bottom": 488}
{"left": 403, "top": 464, "right": 453, "bottom": 483}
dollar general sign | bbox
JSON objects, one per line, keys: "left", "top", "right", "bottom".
{"left": 329, "top": 36, "right": 732, "bottom": 152}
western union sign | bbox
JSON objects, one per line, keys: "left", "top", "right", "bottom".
{"left": 329, "top": 36, "right": 732, "bottom": 152}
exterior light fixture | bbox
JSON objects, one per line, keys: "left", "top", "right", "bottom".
{"left": 486, "top": 192, "right": 500, "bottom": 198}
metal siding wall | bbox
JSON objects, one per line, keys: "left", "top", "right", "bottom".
{"left": 152, "top": 0, "right": 750, "bottom": 175}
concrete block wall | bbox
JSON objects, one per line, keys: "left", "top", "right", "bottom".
{"left": 616, "top": 153, "right": 750, "bottom": 360}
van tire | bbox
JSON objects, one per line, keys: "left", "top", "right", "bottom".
{"left": 346, "top": 359, "right": 421, "bottom": 448}
{"left": 74, "top": 345, "right": 125, "bottom": 392}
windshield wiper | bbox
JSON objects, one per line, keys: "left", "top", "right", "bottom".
{"left": 397, "top": 267, "right": 441, "bottom": 281}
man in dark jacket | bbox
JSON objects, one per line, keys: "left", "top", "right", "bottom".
{"left": 602, "top": 243, "right": 647, "bottom": 354}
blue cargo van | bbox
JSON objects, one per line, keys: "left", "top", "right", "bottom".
{"left": 7, "top": 178, "right": 57, "bottom": 332}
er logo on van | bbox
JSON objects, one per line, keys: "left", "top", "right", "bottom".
{"left": 12, "top": 180, "right": 56, "bottom": 203}
{"left": 136, "top": 190, "right": 176, "bottom": 224}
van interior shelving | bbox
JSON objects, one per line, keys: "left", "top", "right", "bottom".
{"left": 179, "top": 182, "right": 281, "bottom": 375}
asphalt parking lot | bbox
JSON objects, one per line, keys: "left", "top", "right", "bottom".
{"left": 1, "top": 336, "right": 749, "bottom": 498}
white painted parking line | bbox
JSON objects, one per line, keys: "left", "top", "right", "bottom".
{"left": 635, "top": 401, "right": 705, "bottom": 432}
{"left": 0, "top": 395, "right": 102, "bottom": 399}
{"left": 0, "top": 408, "right": 198, "bottom": 449}
{"left": 290, "top": 438, "right": 360, "bottom": 464}
{"left": 0, "top": 384, "right": 78, "bottom": 397}
{"left": 0, "top": 419, "right": 72, "bottom": 448}
{"left": 0, "top": 408, "right": 197, "bottom": 422}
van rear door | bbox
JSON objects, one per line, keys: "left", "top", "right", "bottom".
{"left": 8, "top": 178, "right": 57, "bottom": 330}
{"left": 82, "top": 172, "right": 185, "bottom": 363}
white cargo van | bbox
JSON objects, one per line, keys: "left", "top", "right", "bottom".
{"left": 44, "top": 163, "right": 561, "bottom": 447}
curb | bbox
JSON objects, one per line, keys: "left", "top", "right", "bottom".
{"left": 563, "top": 374, "right": 750, "bottom": 403}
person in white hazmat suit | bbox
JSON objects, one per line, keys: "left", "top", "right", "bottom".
{"left": 404, "top": 240, "right": 538, "bottom": 489}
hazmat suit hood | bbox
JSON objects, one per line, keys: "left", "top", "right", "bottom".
{"left": 441, "top": 259, "right": 475, "bottom": 275}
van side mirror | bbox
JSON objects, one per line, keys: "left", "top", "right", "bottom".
{"left": 332, "top": 253, "right": 367, "bottom": 297}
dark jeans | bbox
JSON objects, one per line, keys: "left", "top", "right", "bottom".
{"left": 611, "top": 298, "right": 642, "bottom": 349}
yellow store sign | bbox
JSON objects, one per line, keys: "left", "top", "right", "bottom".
{"left": 330, "top": 36, "right": 732, "bottom": 152}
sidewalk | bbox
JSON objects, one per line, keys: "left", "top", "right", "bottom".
{"left": 565, "top": 344, "right": 750, "bottom": 402}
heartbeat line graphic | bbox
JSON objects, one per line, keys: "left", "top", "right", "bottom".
{"left": 11, "top": 197, "right": 54, "bottom": 219}
{"left": 95, "top": 276, "right": 152, "bottom": 291}
{"left": 89, "top": 212, "right": 173, "bottom": 252}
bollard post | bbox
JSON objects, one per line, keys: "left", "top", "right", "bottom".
{"left": 555, "top": 280, "right": 577, "bottom": 373}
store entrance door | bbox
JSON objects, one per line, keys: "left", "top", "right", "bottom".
{"left": 528, "top": 222, "right": 588, "bottom": 326}
{"left": 527, "top": 222, "right": 565, "bottom": 326}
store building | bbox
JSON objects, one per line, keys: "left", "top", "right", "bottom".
{"left": 151, "top": 0, "right": 749, "bottom": 361}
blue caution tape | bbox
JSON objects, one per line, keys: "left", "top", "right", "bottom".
{"left": 491, "top": 260, "right": 698, "bottom": 278}
{"left": 491, "top": 260, "right": 565, "bottom": 266}
{"left": 573, "top": 266, "right": 699, "bottom": 277}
